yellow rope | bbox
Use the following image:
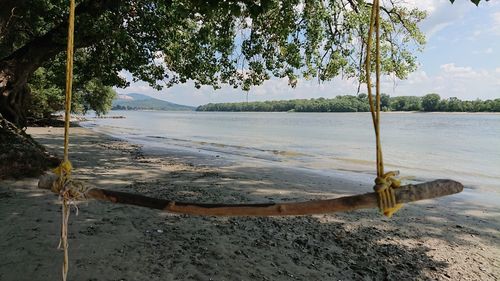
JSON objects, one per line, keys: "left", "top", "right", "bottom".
{"left": 53, "top": 0, "right": 76, "bottom": 280}
{"left": 365, "top": 0, "right": 402, "bottom": 217}
{"left": 52, "top": 7, "right": 402, "bottom": 281}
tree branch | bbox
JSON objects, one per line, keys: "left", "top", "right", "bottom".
{"left": 39, "top": 174, "right": 463, "bottom": 216}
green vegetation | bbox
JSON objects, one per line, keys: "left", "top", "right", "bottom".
{"left": 27, "top": 67, "right": 116, "bottom": 121}
{"left": 1, "top": 0, "right": 428, "bottom": 126}
{"left": 196, "top": 94, "right": 500, "bottom": 112}
{"left": 112, "top": 93, "right": 194, "bottom": 111}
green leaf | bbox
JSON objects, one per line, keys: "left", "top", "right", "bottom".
{"left": 3, "top": 0, "right": 428, "bottom": 119}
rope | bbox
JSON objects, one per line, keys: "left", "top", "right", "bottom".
{"left": 53, "top": 1, "right": 76, "bottom": 280}
{"left": 365, "top": 0, "right": 402, "bottom": 217}
{"left": 51, "top": 5, "right": 401, "bottom": 281}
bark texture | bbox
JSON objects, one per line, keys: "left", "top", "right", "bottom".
{"left": 38, "top": 176, "right": 463, "bottom": 216}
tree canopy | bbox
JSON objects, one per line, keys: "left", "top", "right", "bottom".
{"left": 0, "top": 0, "right": 489, "bottom": 125}
{"left": 0, "top": 0, "right": 429, "bottom": 124}
{"left": 27, "top": 65, "right": 116, "bottom": 120}
{"left": 6, "top": 0, "right": 428, "bottom": 87}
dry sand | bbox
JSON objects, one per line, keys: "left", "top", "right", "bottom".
{"left": 0, "top": 126, "right": 499, "bottom": 281}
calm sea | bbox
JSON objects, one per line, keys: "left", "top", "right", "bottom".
{"left": 82, "top": 111, "right": 500, "bottom": 192}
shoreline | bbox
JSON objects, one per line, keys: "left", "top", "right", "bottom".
{"left": 82, "top": 119, "right": 500, "bottom": 203}
{"left": 137, "top": 135, "right": 500, "bottom": 205}
{"left": 103, "top": 110, "right": 500, "bottom": 115}
{"left": 0, "top": 126, "right": 498, "bottom": 280}
{"left": 187, "top": 110, "right": 500, "bottom": 115}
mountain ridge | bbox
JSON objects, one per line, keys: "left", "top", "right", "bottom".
{"left": 112, "top": 93, "right": 195, "bottom": 111}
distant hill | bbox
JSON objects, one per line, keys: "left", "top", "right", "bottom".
{"left": 112, "top": 93, "right": 195, "bottom": 111}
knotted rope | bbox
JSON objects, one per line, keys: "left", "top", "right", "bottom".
{"left": 365, "top": 0, "right": 402, "bottom": 217}
{"left": 53, "top": 1, "right": 77, "bottom": 280}
{"left": 52, "top": 4, "right": 401, "bottom": 281}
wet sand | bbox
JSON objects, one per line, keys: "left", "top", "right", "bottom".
{"left": 0, "top": 126, "right": 498, "bottom": 281}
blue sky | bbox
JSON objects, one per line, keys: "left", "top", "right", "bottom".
{"left": 117, "top": 0, "right": 500, "bottom": 106}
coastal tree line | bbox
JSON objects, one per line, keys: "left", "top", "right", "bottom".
{"left": 196, "top": 94, "right": 500, "bottom": 112}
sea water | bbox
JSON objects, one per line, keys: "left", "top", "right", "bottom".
{"left": 82, "top": 111, "right": 500, "bottom": 194}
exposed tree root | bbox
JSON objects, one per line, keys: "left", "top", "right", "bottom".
{"left": 0, "top": 114, "right": 59, "bottom": 179}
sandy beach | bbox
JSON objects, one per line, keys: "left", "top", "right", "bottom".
{"left": 1, "top": 126, "right": 499, "bottom": 281}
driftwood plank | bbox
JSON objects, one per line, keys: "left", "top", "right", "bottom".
{"left": 38, "top": 173, "right": 463, "bottom": 216}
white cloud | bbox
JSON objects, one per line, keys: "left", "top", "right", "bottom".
{"left": 121, "top": 82, "right": 154, "bottom": 94}
{"left": 492, "top": 12, "right": 500, "bottom": 35}
{"left": 493, "top": 12, "right": 500, "bottom": 23}
{"left": 439, "top": 63, "right": 480, "bottom": 78}
{"left": 401, "top": 0, "right": 467, "bottom": 38}
{"left": 403, "top": 0, "right": 499, "bottom": 40}
{"left": 398, "top": 0, "right": 439, "bottom": 14}
{"left": 390, "top": 64, "right": 500, "bottom": 99}
{"left": 472, "top": 47, "right": 493, "bottom": 55}
{"left": 403, "top": 70, "right": 429, "bottom": 84}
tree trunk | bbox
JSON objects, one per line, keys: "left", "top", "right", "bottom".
{"left": 0, "top": 26, "right": 68, "bottom": 125}
{"left": 0, "top": 0, "right": 124, "bottom": 126}
{"left": 0, "top": 60, "right": 32, "bottom": 127}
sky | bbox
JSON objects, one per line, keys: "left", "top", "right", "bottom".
{"left": 116, "top": 0, "right": 500, "bottom": 107}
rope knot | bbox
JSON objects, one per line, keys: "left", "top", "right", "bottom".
{"left": 52, "top": 161, "right": 90, "bottom": 201}
{"left": 53, "top": 160, "right": 72, "bottom": 177}
{"left": 374, "top": 171, "right": 403, "bottom": 217}
{"left": 52, "top": 161, "right": 92, "bottom": 201}
{"left": 52, "top": 160, "right": 72, "bottom": 194}
{"left": 52, "top": 159, "right": 91, "bottom": 281}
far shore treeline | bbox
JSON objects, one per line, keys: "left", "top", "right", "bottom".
{"left": 196, "top": 94, "right": 500, "bottom": 113}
